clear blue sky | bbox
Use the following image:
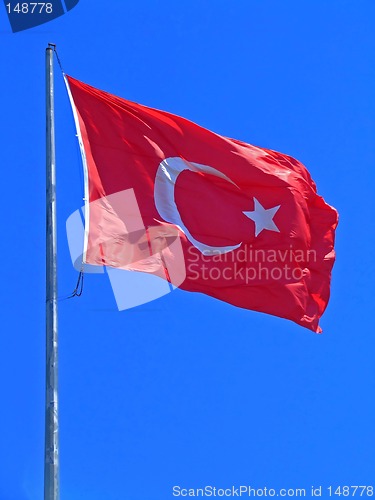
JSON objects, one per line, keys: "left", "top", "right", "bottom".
{"left": 0, "top": 1, "right": 374, "bottom": 499}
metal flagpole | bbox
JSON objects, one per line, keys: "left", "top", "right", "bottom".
{"left": 45, "top": 44, "right": 59, "bottom": 500}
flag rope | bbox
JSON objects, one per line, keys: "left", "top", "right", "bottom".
{"left": 58, "top": 268, "right": 85, "bottom": 301}
{"left": 48, "top": 43, "right": 64, "bottom": 74}
{"left": 48, "top": 44, "right": 86, "bottom": 302}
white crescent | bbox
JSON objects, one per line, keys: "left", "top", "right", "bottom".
{"left": 154, "top": 157, "right": 242, "bottom": 255}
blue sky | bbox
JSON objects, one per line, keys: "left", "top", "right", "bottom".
{"left": 0, "top": 1, "right": 374, "bottom": 499}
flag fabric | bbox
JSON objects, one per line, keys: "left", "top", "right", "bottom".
{"left": 66, "top": 75, "right": 338, "bottom": 333}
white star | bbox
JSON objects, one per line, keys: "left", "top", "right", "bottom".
{"left": 243, "top": 198, "right": 281, "bottom": 237}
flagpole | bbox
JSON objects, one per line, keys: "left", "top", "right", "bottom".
{"left": 45, "top": 44, "right": 60, "bottom": 500}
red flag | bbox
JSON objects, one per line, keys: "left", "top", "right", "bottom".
{"left": 66, "top": 75, "right": 338, "bottom": 333}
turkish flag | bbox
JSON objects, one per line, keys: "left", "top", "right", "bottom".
{"left": 66, "top": 75, "right": 338, "bottom": 333}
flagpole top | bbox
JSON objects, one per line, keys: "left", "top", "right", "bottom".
{"left": 46, "top": 44, "right": 64, "bottom": 73}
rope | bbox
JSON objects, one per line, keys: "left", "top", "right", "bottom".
{"left": 47, "top": 43, "right": 86, "bottom": 302}
{"left": 58, "top": 268, "right": 84, "bottom": 301}
{"left": 70, "top": 268, "right": 84, "bottom": 297}
{"left": 48, "top": 43, "right": 64, "bottom": 74}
